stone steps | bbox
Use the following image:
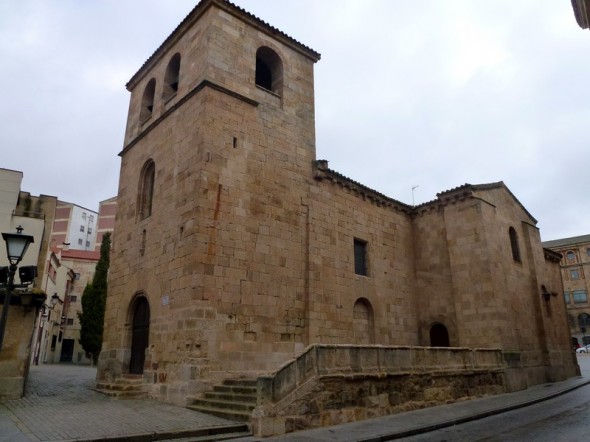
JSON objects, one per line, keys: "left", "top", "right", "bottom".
{"left": 186, "top": 379, "right": 257, "bottom": 422}
{"left": 95, "top": 374, "right": 147, "bottom": 399}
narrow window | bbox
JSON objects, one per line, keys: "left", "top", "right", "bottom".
{"left": 80, "top": 225, "right": 85, "bottom": 232}
{"left": 354, "top": 239, "right": 368, "bottom": 276}
{"left": 430, "top": 323, "right": 450, "bottom": 347}
{"left": 163, "top": 53, "right": 181, "bottom": 102}
{"left": 509, "top": 227, "right": 521, "bottom": 263}
{"left": 255, "top": 46, "right": 283, "bottom": 95}
{"left": 138, "top": 160, "right": 155, "bottom": 220}
{"left": 571, "top": 269, "right": 580, "bottom": 280}
{"left": 564, "top": 292, "right": 570, "bottom": 304}
{"left": 140, "top": 78, "right": 156, "bottom": 123}
{"left": 140, "top": 229, "right": 147, "bottom": 256}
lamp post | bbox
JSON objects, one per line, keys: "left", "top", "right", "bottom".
{"left": 0, "top": 226, "right": 35, "bottom": 351}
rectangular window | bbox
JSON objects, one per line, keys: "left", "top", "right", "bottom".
{"left": 51, "top": 335, "right": 57, "bottom": 350}
{"left": 571, "top": 269, "right": 580, "bottom": 280}
{"left": 74, "top": 273, "right": 80, "bottom": 280}
{"left": 88, "top": 227, "right": 92, "bottom": 234}
{"left": 68, "top": 295, "right": 77, "bottom": 303}
{"left": 564, "top": 292, "right": 570, "bottom": 304}
{"left": 354, "top": 239, "right": 368, "bottom": 276}
{"left": 573, "top": 290, "right": 588, "bottom": 304}
{"left": 80, "top": 225, "right": 85, "bottom": 232}
{"left": 82, "top": 212, "right": 87, "bottom": 219}
{"left": 89, "top": 214, "right": 94, "bottom": 222}
{"left": 78, "top": 238, "right": 83, "bottom": 245}
{"left": 66, "top": 318, "right": 74, "bottom": 326}
{"left": 86, "top": 240, "right": 90, "bottom": 248}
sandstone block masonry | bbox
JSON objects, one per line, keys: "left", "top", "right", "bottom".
{"left": 97, "top": 0, "right": 578, "bottom": 434}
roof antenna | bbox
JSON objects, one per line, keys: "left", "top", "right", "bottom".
{"left": 412, "top": 185, "right": 419, "bottom": 206}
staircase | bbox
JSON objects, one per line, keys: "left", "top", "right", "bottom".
{"left": 95, "top": 374, "right": 147, "bottom": 399}
{"left": 186, "top": 379, "right": 257, "bottom": 422}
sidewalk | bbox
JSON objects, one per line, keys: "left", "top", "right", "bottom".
{"left": 1, "top": 358, "right": 589, "bottom": 442}
{"left": 0, "top": 364, "right": 249, "bottom": 442}
{"left": 232, "top": 374, "right": 590, "bottom": 441}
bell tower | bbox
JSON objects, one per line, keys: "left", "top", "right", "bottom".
{"left": 100, "top": 0, "right": 322, "bottom": 402}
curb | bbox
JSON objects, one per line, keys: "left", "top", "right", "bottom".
{"left": 358, "top": 378, "right": 590, "bottom": 441}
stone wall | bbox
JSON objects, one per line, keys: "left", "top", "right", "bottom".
{"left": 0, "top": 300, "right": 39, "bottom": 399}
{"left": 252, "top": 345, "right": 505, "bottom": 437}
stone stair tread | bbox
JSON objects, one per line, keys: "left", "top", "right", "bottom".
{"left": 186, "top": 404, "right": 252, "bottom": 422}
{"left": 190, "top": 398, "right": 255, "bottom": 412}
{"left": 204, "top": 391, "right": 257, "bottom": 402}
{"left": 222, "top": 379, "right": 257, "bottom": 386}
{"left": 213, "top": 385, "right": 257, "bottom": 394}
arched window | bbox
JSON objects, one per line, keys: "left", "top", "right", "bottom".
{"left": 353, "top": 298, "right": 374, "bottom": 344}
{"left": 138, "top": 160, "right": 155, "bottom": 220}
{"left": 566, "top": 251, "right": 576, "bottom": 262}
{"left": 509, "top": 227, "right": 521, "bottom": 263}
{"left": 163, "top": 53, "right": 181, "bottom": 102}
{"left": 430, "top": 323, "right": 450, "bottom": 347}
{"left": 140, "top": 78, "right": 156, "bottom": 123}
{"left": 255, "top": 46, "right": 283, "bottom": 95}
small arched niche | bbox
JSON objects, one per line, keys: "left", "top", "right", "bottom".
{"left": 353, "top": 297, "right": 374, "bottom": 344}
{"left": 430, "top": 322, "right": 450, "bottom": 347}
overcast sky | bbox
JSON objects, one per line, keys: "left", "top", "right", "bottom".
{"left": 1, "top": 0, "right": 588, "bottom": 241}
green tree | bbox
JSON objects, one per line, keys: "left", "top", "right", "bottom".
{"left": 78, "top": 232, "right": 111, "bottom": 364}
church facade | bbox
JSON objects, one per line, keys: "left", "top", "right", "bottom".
{"left": 98, "top": 0, "right": 578, "bottom": 433}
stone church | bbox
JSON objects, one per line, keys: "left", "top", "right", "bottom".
{"left": 98, "top": 0, "right": 578, "bottom": 435}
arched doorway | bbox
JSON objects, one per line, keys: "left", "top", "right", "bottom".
{"left": 430, "top": 323, "right": 450, "bottom": 347}
{"left": 129, "top": 297, "right": 150, "bottom": 374}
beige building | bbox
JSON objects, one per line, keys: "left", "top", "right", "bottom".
{"left": 33, "top": 196, "right": 117, "bottom": 366}
{"left": 32, "top": 248, "right": 98, "bottom": 365}
{"left": 97, "top": 0, "right": 578, "bottom": 435}
{"left": 543, "top": 235, "right": 590, "bottom": 345}
{"left": 0, "top": 168, "right": 55, "bottom": 398}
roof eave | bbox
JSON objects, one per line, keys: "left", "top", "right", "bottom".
{"left": 126, "top": 0, "right": 321, "bottom": 91}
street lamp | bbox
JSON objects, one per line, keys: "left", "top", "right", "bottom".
{"left": 0, "top": 226, "right": 35, "bottom": 351}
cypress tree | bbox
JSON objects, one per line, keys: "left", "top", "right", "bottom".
{"left": 78, "top": 232, "right": 111, "bottom": 364}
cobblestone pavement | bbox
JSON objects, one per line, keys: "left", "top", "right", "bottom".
{"left": 0, "top": 364, "right": 243, "bottom": 442}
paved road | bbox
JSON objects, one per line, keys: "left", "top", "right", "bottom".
{"left": 0, "top": 364, "right": 245, "bottom": 441}
{"left": 399, "top": 382, "right": 590, "bottom": 441}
